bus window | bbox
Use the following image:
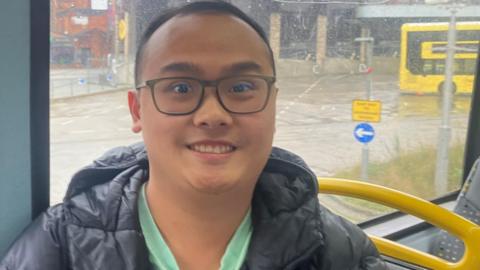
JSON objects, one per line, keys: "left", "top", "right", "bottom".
{"left": 422, "top": 59, "right": 434, "bottom": 73}
{"left": 49, "top": 0, "right": 478, "bottom": 227}
{"left": 465, "top": 58, "right": 477, "bottom": 73}
{"left": 436, "top": 60, "right": 446, "bottom": 74}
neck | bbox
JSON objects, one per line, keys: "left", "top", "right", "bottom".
{"left": 144, "top": 176, "right": 254, "bottom": 270}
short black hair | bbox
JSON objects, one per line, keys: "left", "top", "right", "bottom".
{"left": 134, "top": 0, "right": 276, "bottom": 86}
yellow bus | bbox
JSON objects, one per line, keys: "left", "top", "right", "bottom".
{"left": 399, "top": 22, "right": 480, "bottom": 95}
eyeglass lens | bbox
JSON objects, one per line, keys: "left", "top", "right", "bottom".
{"left": 152, "top": 76, "right": 270, "bottom": 114}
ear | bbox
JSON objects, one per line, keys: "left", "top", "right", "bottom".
{"left": 128, "top": 90, "right": 142, "bottom": 133}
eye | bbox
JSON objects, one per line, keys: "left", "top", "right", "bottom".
{"left": 231, "top": 81, "right": 255, "bottom": 93}
{"left": 170, "top": 82, "right": 192, "bottom": 94}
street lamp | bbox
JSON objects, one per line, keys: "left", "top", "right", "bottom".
{"left": 426, "top": 0, "right": 465, "bottom": 195}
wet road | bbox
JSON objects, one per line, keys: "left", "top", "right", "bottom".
{"left": 276, "top": 74, "right": 468, "bottom": 174}
{"left": 50, "top": 74, "right": 470, "bottom": 205}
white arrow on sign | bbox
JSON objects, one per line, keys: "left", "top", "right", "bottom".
{"left": 355, "top": 128, "right": 374, "bottom": 138}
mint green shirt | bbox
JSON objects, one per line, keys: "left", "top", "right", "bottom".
{"left": 138, "top": 183, "right": 252, "bottom": 270}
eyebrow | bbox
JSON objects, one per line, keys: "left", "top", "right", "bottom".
{"left": 223, "top": 61, "right": 263, "bottom": 75}
{"left": 160, "top": 62, "right": 202, "bottom": 75}
{"left": 159, "top": 61, "right": 264, "bottom": 76}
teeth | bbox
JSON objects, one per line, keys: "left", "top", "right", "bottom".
{"left": 190, "top": 144, "right": 233, "bottom": 154}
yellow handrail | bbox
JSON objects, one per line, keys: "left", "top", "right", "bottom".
{"left": 318, "top": 177, "right": 480, "bottom": 270}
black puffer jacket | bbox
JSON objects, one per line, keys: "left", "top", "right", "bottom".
{"left": 0, "top": 143, "right": 387, "bottom": 270}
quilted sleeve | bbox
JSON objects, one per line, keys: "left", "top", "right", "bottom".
{"left": 317, "top": 206, "right": 388, "bottom": 270}
{"left": 0, "top": 206, "right": 67, "bottom": 270}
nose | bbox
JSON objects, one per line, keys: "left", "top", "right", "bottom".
{"left": 192, "top": 89, "right": 233, "bottom": 129}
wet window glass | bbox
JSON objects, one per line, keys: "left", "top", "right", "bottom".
{"left": 50, "top": 0, "right": 478, "bottom": 225}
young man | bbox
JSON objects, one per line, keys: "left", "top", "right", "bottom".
{"left": 1, "top": 1, "right": 387, "bottom": 269}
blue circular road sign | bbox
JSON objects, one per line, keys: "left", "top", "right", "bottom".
{"left": 354, "top": 123, "right": 375, "bottom": 144}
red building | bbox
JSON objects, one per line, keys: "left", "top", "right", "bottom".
{"left": 51, "top": 0, "right": 112, "bottom": 68}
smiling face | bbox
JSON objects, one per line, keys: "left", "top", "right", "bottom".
{"left": 129, "top": 13, "right": 277, "bottom": 195}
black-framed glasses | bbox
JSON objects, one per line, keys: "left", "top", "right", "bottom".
{"left": 135, "top": 75, "right": 276, "bottom": 115}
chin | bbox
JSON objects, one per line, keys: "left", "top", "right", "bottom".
{"left": 188, "top": 175, "right": 239, "bottom": 195}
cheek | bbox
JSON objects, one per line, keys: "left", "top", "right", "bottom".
{"left": 139, "top": 100, "right": 183, "bottom": 147}
{"left": 258, "top": 101, "right": 276, "bottom": 138}
{"left": 242, "top": 114, "right": 275, "bottom": 146}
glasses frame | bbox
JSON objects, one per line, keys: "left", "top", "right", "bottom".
{"left": 135, "top": 74, "right": 276, "bottom": 115}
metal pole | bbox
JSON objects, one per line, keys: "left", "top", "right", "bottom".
{"left": 124, "top": 12, "right": 130, "bottom": 85}
{"left": 365, "top": 39, "right": 373, "bottom": 100}
{"left": 114, "top": 3, "right": 119, "bottom": 71}
{"left": 361, "top": 36, "right": 373, "bottom": 181}
{"left": 361, "top": 144, "right": 369, "bottom": 180}
{"left": 434, "top": 7, "right": 457, "bottom": 195}
{"left": 360, "top": 27, "right": 368, "bottom": 63}
{"left": 354, "top": 36, "right": 375, "bottom": 181}
{"left": 362, "top": 38, "right": 374, "bottom": 181}
{"left": 111, "top": 0, "right": 119, "bottom": 86}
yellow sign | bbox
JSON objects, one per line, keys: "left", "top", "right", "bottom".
{"left": 118, "top": 19, "right": 127, "bottom": 40}
{"left": 352, "top": 100, "right": 382, "bottom": 122}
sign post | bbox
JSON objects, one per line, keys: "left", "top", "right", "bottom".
{"left": 353, "top": 36, "right": 377, "bottom": 181}
{"left": 354, "top": 123, "right": 375, "bottom": 180}
{"left": 352, "top": 100, "right": 381, "bottom": 180}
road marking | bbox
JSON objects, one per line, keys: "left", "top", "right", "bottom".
{"left": 278, "top": 78, "right": 322, "bottom": 116}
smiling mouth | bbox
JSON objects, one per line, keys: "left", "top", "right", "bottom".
{"left": 188, "top": 144, "right": 236, "bottom": 154}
